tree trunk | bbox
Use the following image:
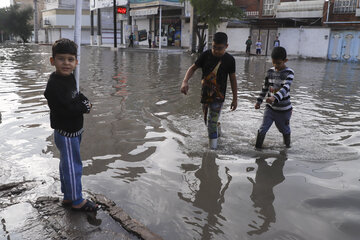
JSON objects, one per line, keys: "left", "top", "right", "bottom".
{"left": 207, "top": 24, "right": 216, "bottom": 51}
{"left": 196, "top": 24, "right": 207, "bottom": 53}
{"left": 190, "top": 10, "right": 198, "bottom": 53}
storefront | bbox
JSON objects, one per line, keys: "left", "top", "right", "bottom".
{"left": 129, "top": 0, "right": 183, "bottom": 48}
{"left": 154, "top": 9, "right": 182, "bottom": 47}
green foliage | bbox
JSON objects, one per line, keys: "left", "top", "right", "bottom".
{"left": 0, "top": 4, "right": 34, "bottom": 43}
{"left": 188, "top": 0, "right": 244, "bottom": 27}
{"left": 181, "top": 0, "right": 244, "bottom": 52}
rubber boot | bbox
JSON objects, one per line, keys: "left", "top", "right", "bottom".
{"left": 283, "top": 134, "right": 291, "bottom": 148}
{"left": 209, "top": 138, "right": 218, "bottom": 150}
{"left": 255, "top": 131, "right": 266, "bottom": 149}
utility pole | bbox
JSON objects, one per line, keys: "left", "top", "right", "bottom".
{"left": 189, "top": 5, "right": 197, "bottom": 53}
{"left": 326, "top": 0, "right": 330, "bottom": 22}
{"left": 33, "top": 0, "right": 38, "bottom": 43}
{"left": 90, "top": 10, "right": 94, "bottom": 45}
{"left": 74, "top": 0, "right": 83, "bottom": 92}
{"left": 113, "top": 0, "right": 117, "bottom": 48}
{"left": 97, "top": 8, "right": 102, "bottom": 46}
{"left": 159, "top": 6, "right": 162, "bottom": 50}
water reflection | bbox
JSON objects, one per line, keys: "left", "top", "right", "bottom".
{"left": 178, "top": 152, "right": 232, "bottom": 239}
{"left": 112, "top": 167, "right": 146, "bottom": 183}
{"left": 247, "top": 151, "right": 287, "bottom": 236}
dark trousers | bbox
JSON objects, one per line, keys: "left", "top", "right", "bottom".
{"left": 129, "top": 40, "right": 134, "bottom": 48}
{"left": 258, "top": 106, "right": 292, "bottom": 135}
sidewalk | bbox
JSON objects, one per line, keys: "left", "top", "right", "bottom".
{"left": 87, "top": 43, "right": 187, "bottom": 54}
{"left": 0, "top": 180, "right": 162, "bottom": 240}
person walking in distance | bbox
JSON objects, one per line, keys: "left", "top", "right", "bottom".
{"left": 245, "top": 36, "right": 252, "bottom": 56}
{"left": 256, "top": 38, "right": 262, "bottom": 55}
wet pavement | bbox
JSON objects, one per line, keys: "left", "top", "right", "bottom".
{"left": 0, "top": 44, "right": 360, "bottom": 240}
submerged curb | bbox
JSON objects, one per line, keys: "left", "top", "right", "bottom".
{"left": 0, "top": 181, "right": 162, "bottom": 240}
{"left": 93, "top": 194, "right": 163, "bottom": 240}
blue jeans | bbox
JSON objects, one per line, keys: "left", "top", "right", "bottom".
{"left": 205, "top": 102, "right": 223, "bottom": 139}
{"left": 259, "top": 106, "right": 292, "bottom": 135}
{"left": 54, "top": 130, "right": 84, "bottom": 205}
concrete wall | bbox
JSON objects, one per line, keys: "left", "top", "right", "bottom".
{"left": 48, "top": 28, "right": 61, "bottom": 44}
{"left": 213, "top": 23, "right": 249, "bottom": 52}
{"left": 181, "top": 22, "right": 250, "bottom": 52}
{"left": 181, "top": 20, "right": 191, "bottom": 48}
{"left": 61, "top": 29, "right": 91, "bottom": 44}
{"left": 38, "top": 29, "right": 47, "bottom": 44}
{"left": 42, "top": 28, "right": 91, "bottom": 44}
{"left": 226, "top": 27, "right": 250, "bottom": 53}
{"left": 47, "top": 13, "right": 93, "bottom": 28}
{"left": 278, "top": 27, "right": 330, "bottom": 59}
{"left": 45, "top": 0, "right": 90, "bottom": 10}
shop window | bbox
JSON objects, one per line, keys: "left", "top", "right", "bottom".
{"left": 333, "top": 0, "right": 356, "bottom": 14}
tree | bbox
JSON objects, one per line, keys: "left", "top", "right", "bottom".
{"left": 0, "top": 8, "right": 8, "bottom": 42}
{"left": 184, "top": 0, "right": 244, "bottom": 53}
{"left": 0, "top": 4, "right": 33, "bottom": 43}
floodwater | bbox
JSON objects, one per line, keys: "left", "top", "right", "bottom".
{"left": 0, "top": 45, "right": 360, "bottom": 240}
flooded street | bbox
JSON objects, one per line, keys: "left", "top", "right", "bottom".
{"left": 1, "top": 45, "right": 360, "bottom": 240}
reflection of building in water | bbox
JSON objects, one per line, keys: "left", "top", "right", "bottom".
{"left": 178, "top": 152, "right": 232, "bottom": 239}
{"left": 247, "top": 151, "right": 287, "bottom": 236}
{"left": 112, "top": 166, "right": 146, "bottom": 183}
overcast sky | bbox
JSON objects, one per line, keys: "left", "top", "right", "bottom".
{"left": 0, "top": 0, "right": 10, "bottom": 8}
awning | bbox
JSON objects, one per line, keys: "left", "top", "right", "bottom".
{"left": 130, "top": 7, "right": 159, "bottom": 17}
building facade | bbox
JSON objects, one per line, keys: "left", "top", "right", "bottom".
{"left": 41, "top": 0, "right": 94, "bottom": 44}
{"left": 324, "top": 0, "right": 360, "bottom": 61}
{"left": 32, "top": 0, "right": 360, "bottom": 61}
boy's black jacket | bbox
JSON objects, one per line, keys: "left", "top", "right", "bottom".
{"left": 44, "top": 72, "right": 89, "bottom": 133}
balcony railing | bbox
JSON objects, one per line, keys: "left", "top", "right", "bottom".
{"left": 246, "top": 11, "right": 259, "bottom": 18}
{"left": 333, "top": 0, "right": 356, "bottom": 14}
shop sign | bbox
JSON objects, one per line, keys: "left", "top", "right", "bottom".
{"left": 117, "top": 7, "right": 127, "bottom": 14}
{"left": 130, "top": 7, "right": 158, "bottom": 16}
{"left": 129, "top": 0, "right": 182, "bottom": 8}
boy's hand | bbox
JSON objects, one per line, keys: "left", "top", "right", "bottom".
{"left": 230, "top": 100, "right": 237, "bottom": 111}
{"left": 255, "top": 103, "right": 260, "bottom": 109}
{"left": 266, "top": 96, "right": 275, "bottom": 104}
{"left": 180, "top": 81, "right": 189, "bottom": 95}
{"left": 82, "top": 100, "right": 92, "bottom": 113}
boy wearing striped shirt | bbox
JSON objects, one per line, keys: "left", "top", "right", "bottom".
{"left": 255, "top": 47, "right": 294, "bottom": 148}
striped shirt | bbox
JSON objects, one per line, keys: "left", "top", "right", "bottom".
{"left": 56, "top": 128, "right": 84, "bottom": 138}
{"left": 257, "top": 67, "right": 294, "bottom": 111}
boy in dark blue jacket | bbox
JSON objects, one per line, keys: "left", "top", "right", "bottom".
{"left": 44, "top": 38, "right": 97, "bottom": 211}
